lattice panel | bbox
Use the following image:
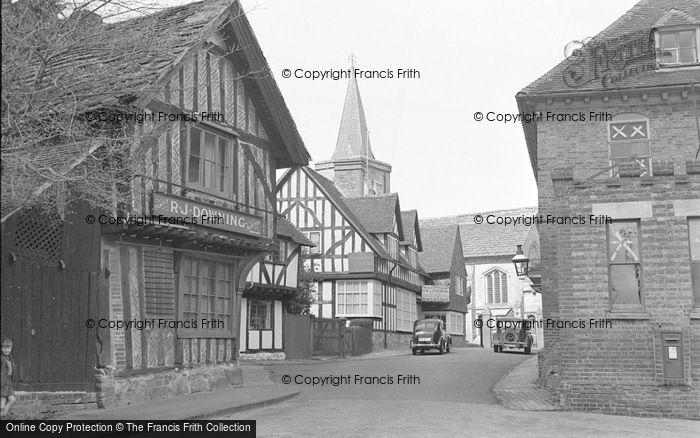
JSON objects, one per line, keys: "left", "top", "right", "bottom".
{"left": 13, "top": 212, "right": 63, "bottom": 264}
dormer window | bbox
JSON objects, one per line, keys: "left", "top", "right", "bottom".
{"left": 656, "top": 27, "right": 700, "bottom": 66}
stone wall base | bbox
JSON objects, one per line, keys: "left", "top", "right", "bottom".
{"left": 239, "top": 351, "right": 286, "bottom": 361}
{"left": 372, "top": 332, "right": 412, "bottom": 351}
{"left": 95, "top": 363, "right": 242, "bottom": 409}
{"left": 8, "top": 391, "right": 97, "bottom": 419}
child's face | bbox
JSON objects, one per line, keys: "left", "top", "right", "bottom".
{"left": 1, "top": 345, "right": 11, "bottom": 356}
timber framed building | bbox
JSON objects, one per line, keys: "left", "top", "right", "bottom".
{"left": 1, "top": 0, "right": 310, "bottom": 415}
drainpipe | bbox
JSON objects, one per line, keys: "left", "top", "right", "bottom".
{"left": 385, "top": 261, "right": 397, "bottom": 349}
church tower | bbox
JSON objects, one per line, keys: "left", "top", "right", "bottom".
{"left": 315, "top": 58, "right": 391, "bottom": 197}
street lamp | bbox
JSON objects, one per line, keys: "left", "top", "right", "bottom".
{"left": 511, "top": 244, "right": 530, "bottom": 278}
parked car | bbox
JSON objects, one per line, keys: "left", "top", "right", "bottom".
{"left": 410, "top": 319, "right": 451, "bottom": 355}
{"left": 491, "top": 317, "right": 534, "bottom": 354}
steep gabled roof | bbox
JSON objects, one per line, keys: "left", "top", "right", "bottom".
{"left": 519, "top": 0, "right": 700, "bottom": 96}
{"left": 3, "top": 0, "right": 310, "bottom": 222}
{"left": 419, "top": 224, "right": 460, "bottom": 274}
{"left": 277, "top": 217, "right": 315, "bottom": 246}
{"left": 29, "top": 0, "right": 308, "bottom": 165}
{"left": 278, "top": 167, "right": 390, "bottom": 259}
{"left": 333, "top": 67, "right": 374, "bottom": 160}
{"left": 422, "top": 207, "right": 537, "bottom": 259}
{"left": 344, "top": 194, "right": 403, "bottom": 239}
{"left": 400, "top": 210, "right": 422, "bottom": 251}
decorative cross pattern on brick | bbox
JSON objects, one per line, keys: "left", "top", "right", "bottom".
{"left": 609, "top": 121, "right": 648, "bottom": 141}
{"left": 609, "top": 225, "right": 640, "bottom": 263}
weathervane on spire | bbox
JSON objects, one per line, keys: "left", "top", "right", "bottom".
{"left": 348, "top": 51, "right": 357, "bottom": 68}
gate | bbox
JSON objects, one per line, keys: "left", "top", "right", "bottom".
{"left": 283, "top": 314, "right": 312, "bottom": 359}
{"left": 312, "top": 318, "right": 345, "bottom": 356}
{"left": 0, "top": 262, "right": 100, "bottom": 391}
{"left": 312, "top": 318, "right": 373, "bottom": 357}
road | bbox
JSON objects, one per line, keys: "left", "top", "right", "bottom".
{"left": 219, "top": 348, "right": 700, "bottom": 438}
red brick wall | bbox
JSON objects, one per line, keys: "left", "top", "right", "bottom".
{"left": 532, "top": 92, "right": 700, "bottom": 419}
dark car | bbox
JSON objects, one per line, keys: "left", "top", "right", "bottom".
{"left": 491, "top": 317, "right": 534, "bottom": 354}
{"left": 410, "top": 319, "right": 451, "bottom": 355}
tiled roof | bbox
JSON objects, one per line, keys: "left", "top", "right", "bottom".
{"left": 519, "top": 0, "right": 700, "bottom": 96}
{"left": 400, "top": 210, "right": 422, "bottom": 251}
{"left": 3, "top": 0, "right": 310, "bottom": 222}
{"left": 295, "top": 167, "right": 391, "bottom": 259}
{"left": 344, "top": 194, "right": 403, "bottom": 238}
{"left": 422, "top": 207, "right": 537, "bottom": 258}
{"left": 277, "top": 217, "right": 315, "bottom": 246}
{"left": 419, "top": 224, "right": 459, "bottom": 273}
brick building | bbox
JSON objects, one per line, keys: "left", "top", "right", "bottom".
{"left": 516, "top": 0, "right": 700, "bottom": 419}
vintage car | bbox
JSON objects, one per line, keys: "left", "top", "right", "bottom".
{"left": 491, "top": 317, "right": 534, "bottom": 354}
{"left": 410, "top": 319, "right": 451, "bottom": 355}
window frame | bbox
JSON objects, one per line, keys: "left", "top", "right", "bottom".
{"left": 689, "top": 217, "right": 700, "bottom": 307}
{"left": 396, "top": 288, "right": 417, "bottom": 332}
{"left": 185, "top": 125, "right": 235, "bottom": 197}
{"left": 336, "top": 280, "right": 372, "bottom": 317}
{"left": 248, "top": 299, "right": 273, "bottom": 331}
{"left": 178, "top": 254, "right": 235, "bottom": 338}
{"left": 454, "top": 275, "right": 465, "bottom": 296}
{"left": 303, "top": 231, "right": 321, "bottom": 255}
{"left": 448, "top": 312, "right": 464, "bottom": 335}
{"left": 607, "top": 114, "right": 652, "bottom": 177}
{"left": 607, "top": 220, "right": 644, "bottom": 311}
{"left": 655, "top": 26, "right": 700, "bottom": 68}
{"left": 485, "top": 269, "right": 508, "bottom": 304}
{"left": 268, "top": 239, "right": 288, "bottom": 263}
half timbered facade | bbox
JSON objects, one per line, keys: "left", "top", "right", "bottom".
{"left": 1, "top": 0, "right": 309, "bottom": 415}
{"left": 277, "top": 167, "right": 427, "bottom": 348}
{"left": 240, "top": 218, "right": 313, "bottom": 359}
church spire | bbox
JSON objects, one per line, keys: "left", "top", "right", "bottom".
{"left": 332, "top": 54, "right": 374, "bottom": 160}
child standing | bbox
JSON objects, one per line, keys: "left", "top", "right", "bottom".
{"left": 1, "top": 338, "right": 16, "bottom": 416}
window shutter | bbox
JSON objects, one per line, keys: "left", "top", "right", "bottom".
{"left": 144, "top": 248, "right": 175, "bottom": 318}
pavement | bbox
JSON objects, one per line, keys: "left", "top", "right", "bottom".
{"left": 56, "top": 350, "right": 409, "bottom": 421}
{"left": 242, "top": 348, "right": 409, "bottom": 365}
{"left": 58, "top": 365, "right": 298, "bottom": 421}
{"left": 493, "top": 354, "right": 561, "bottom": 411}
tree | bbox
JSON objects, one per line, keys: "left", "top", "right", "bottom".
{"left": 286, "top": 271, "right": 316, "bottom": 315}
{"left": 1, "top": 0, "right": 254, "bottom": 221}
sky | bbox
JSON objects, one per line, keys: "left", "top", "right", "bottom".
{"left": 170, "top": 0, "right": 641, "bottom": 218}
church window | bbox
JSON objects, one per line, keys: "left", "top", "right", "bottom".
{"left": 486, "top": 270, "right": 508, "bottom": 304}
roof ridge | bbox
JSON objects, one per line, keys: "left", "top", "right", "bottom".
{"left": 422, "top": 206, "right": 538, "bottom": 222}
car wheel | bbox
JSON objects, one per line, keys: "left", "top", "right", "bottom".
{"left": 498, "top": 345, "right": 503, "bottom": 352}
